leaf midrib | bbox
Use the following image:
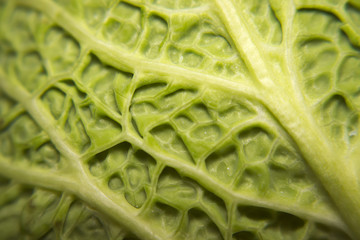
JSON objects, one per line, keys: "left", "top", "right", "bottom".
{"left": 214, "top": 1, "right": 360, "bottom": 239}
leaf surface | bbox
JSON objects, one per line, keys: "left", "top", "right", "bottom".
{"left": 0, "top": 0, "right": 360, "bottom": 239}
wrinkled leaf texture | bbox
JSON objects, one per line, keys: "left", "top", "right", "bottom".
{"left": 1, "top": 0, "right": 360, "bottom": 239}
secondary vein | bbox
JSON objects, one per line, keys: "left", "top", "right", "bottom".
{"left": 213, "top": 0, "right": 276, "bottom": 89}
{"left": 15, "top": 0, "right": 261, "bottom": 103}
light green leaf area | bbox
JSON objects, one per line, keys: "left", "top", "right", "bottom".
{"left": 0, "top": 0, "right": 359, "bottom": 239}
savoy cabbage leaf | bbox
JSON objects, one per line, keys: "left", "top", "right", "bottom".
{"left": 1, "top": 0, "right": 360, "bottom": 239}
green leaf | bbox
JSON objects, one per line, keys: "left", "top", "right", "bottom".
{"left": 0, "top": 0, "right": 360, "bottom": 239}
